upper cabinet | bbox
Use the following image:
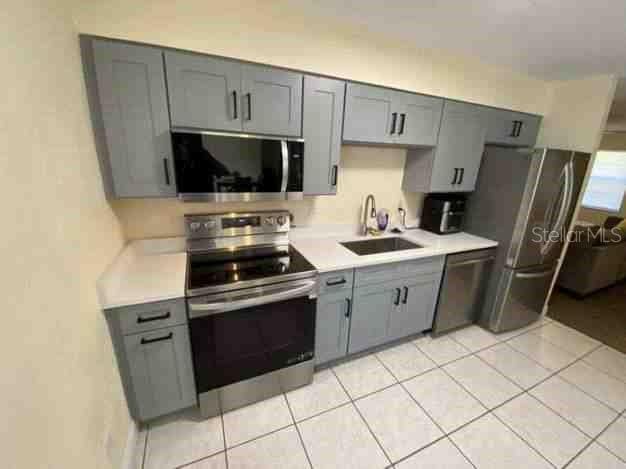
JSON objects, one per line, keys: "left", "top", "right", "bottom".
{"left": 82, "top": 38, "right": 176, "bottom": 198}
{"left": 165, "top": 51, "right": 302, "bottom": 137}
{"left": 303, "top": 75, "right": 346, "bottom": 195}
{"left": 485, "top": 108, "right": 542, "bottom": 147}
{"left": 343, "top": 83, "right": 443, "bottom": 146}
{"left": 403, "top": 101, "right": 487, "bottom": 193}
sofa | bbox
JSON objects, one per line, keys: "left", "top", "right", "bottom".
{"left": 557, "top": 217, "right": 626, "bottom": 296}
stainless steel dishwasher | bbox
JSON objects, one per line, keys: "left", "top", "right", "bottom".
{"left": 432, "top": 248, "right": 496, "bottom": 336}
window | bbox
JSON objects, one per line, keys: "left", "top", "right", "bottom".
{"left": 582, "top": 151, "right": 626, "bottom": 212}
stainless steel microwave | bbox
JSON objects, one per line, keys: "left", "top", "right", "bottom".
{"left": 171, "top": 130, "right": 304, "bottom": 202}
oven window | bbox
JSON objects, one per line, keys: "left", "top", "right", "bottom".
{"left": 189, "top": 296, "right": 316, "bottom": 393}
{"left": 172, "top": 132, "right": 303, "bottom": 194}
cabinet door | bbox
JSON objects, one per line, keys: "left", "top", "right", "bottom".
{"left": 485, "top": 109, "right": 541, "bottom": 147}
{"left": 241, "top": 65, "right": 302, "bottom": 136}
{"left": 393, "top": 92, "right": 443, "bottom": 146}
{"left": 124, "top": 325, "right": 196, "bottom": 421}
{"left": 349, "top": 281, "right": 400, "bottom": 354}
{"left": 303, "top": 76, "right": 346, "bottom": 195}
{"left": 92, "top": 40, "right": 175, "bottom": 197}
{"left": 515, "top": 114, "right": 542, "bottom": 147}
{"left": 315, "top": 291, "right": 351, "bottom": 365}
{"left": 165, "top": 51, "right": 242, "bottom": 132}
{"left": 388, "top": 274, "right": 441, "bottom": 341}
{"left": 343, "top": 83, "right": 394, "bottom": 144}
{"left": 430, "top": 102, "right": 487, "bottom": 193}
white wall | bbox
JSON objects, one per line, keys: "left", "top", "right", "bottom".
{"left": 1, "top": 1, "right": 129, "bottom": 468}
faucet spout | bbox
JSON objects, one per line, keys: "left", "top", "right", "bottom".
{"left": 362, "top": 194, "right": 377, "bottom": 236}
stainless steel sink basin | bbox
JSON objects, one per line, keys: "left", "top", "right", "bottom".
{"left": 340, "top": 237, "right": 423, "bottom": 256}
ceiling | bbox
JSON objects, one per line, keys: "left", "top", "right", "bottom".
{"left": 289, "top": 0, "right": 626, "bottom": 81}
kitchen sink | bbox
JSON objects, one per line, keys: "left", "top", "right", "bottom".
{"left": 340, "top": 237, "right": 423, "bottom": 256}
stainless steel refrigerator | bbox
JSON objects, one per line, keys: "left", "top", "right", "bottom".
{"left": 464, "top": 147, "right": 590, "bottom": 332}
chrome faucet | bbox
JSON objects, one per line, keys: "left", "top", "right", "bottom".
{"left": 362, "top": 194, "right": 377, "bottom": 235}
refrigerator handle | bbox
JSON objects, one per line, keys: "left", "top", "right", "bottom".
{"left": 541, "top": 161, "right": 573, "bottom": 256}
{"left": 515, "top": 267, "right": 557, "bottom": 279}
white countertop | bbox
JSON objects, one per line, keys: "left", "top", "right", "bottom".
{"left": 97, "top": 238, "right": 187, "bottom": 309}
{"left": 290, "top": 225, "right": 498, "bottom": 273}
{"left": 96, "top": 226, "right": 497, "bottom": 309}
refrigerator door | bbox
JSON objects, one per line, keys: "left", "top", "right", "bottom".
{"left": 509, "top": 149, "right": 576, "bottom": 268}
{"left": 488, "top": 263, "right": 558, "bottom": 332}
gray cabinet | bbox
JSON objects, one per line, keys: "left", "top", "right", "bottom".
{"left": 485, "top": 108, "right": 541, "bottom": 147}
{"left": 105, "top": 299, "right": 196, "bottom": 422}
{"left": 241, "top": 65, "right": 303, "bottom": 136}
{"left": 82, "top": 38, "right": 175, "bottom": 198}
{"left": 402, "top": 101, "right": 487, "bottom": 193}
{"left": 315, "top": 291, "right": 352, "bottom": 365}
{"left": 165, "top": 52, "right": 242, "bottom": 132}
{"left": 303, "top": 76, "right": 346, "bottom": 195}
{"left": 123, "top": 325, "right": 196, "bottom": 421}
{"left": 343, "top": 83, "right": 443, "bottom": 146}
{"left": 388, "top": 273, "right": 441, "bottom": 341}
{"left": 164, "top": 52, "right": 302, "bottom": 136}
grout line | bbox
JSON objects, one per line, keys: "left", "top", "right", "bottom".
{"left": 282, "top": 394, "right": 314, "bottom": 469}
{"left": 140, "top": 426, "right": 148, "bottom": 469}
{"left": 220, "top": 413, "right": 229, "bottom": 469}
{"left": 593, "top": 410, "right": 626, "bottom": 465}
{"left": 330, "top": 367, "right": 394, "bottom": 467}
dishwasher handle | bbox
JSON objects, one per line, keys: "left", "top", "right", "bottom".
{"left": 447, "top": 256, "right": 495, "bottom": 268}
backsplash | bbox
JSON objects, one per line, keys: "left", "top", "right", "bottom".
{"left": 112, "top": 145, "right": 424, "bottom": 240}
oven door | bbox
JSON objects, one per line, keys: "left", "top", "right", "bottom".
{"left": 187, "top": 278, "right": 317, "bottom": 396}
{"left": 172, "top": 130, "right": 303, "bottom": 202}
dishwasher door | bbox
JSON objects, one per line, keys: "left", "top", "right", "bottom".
{"left": 432, "top": 248, "right": 496, "bottom": 336}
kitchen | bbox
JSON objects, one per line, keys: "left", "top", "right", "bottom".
{"left": 5, "top": 2, "right": 626, "bottom": 469}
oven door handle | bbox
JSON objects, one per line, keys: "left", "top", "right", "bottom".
{"left": 188, "top": 279, "right": 317, "bottom": 318}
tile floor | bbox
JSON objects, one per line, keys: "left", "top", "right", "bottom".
{"left": 135, "top": 318, "right": 626, "bottom": 469}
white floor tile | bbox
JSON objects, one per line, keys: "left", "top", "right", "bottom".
{"left": 443, "top": 355, "right": 522, "bottom": 409}
{"left": 404, "top": 368, "right": 486, "bottom": 433}
{"left": 493, "top": 317, "right": 552, "bottom": 342}
{"left": 285, "top": 369, "right": 349, "bottom": 421}
{"left": 376, "top": 342, "right": 436, "bottom": 381}
{"left": 145, "top": 409, "right": 224, "bottom": 469}
{"left": 451, "top": 325, "right": 500, "bottom": 352}
{"left": 584, "top": 346, "right": 626, "bottom": 383}
{"left": 559, "top": 361, "right": 626, "bottom": 412}
{"left": 530, "top": 323, "right": 601, "bottom": 357}
{"left": 223, "top": 395, "right": 293, "bottom": 448}
{"left": 598, "top": 417, "right": 626, "bottom": 462}
{"left": 298, "top": 404, "right": 389, "bottom": 469}
{"left": 227, "top": 426, "right": 309, "bottom": 469}
{"left": 415, "top": 335, "right": 471, "bottom": 365}
{"left": 355, "top": 384, "right": 443, "bottom": 462}
{"left": 395, "top": 438, "right": 473, "bottom": 469}
{"left": 333, "top": 354, "right": 396, "bottom": 399}
{"left": 450, "top": 414, "right": 552, "bottom": 469}
{"left": 507, "top": 332, "right": 578, "bottom": 371}
{"left": 478, "top": 342, "right": 551, "bottom": 389}
{"left": 494, "top": 394, "right": 590, "bottom": 468}
{"left": 530, "top": 376, "right": 618, "bottom": 437}
{"left": 568, "top": 443, "right": 626, "bottom": 469}
{"left": 130, "top": 428, "right": 147, "bottom": 469}
{"left": 183, "top": 452, "right": 227, "bottom": 469}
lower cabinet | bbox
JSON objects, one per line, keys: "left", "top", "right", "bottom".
{"left": 123, "top": 325, "right": 196, "bottom": 421}
{"left": 315, "top": 291, "right": 352, "bottom": 365}
{"left": 105, "top": 298, "right": 197, "bottom": 422}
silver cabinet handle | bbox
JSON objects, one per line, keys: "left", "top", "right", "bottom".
{"left": 188, "top": 279, "right": 316, "bottom": 317}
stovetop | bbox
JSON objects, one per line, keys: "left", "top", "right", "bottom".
{"left": 186, "top": 244, "right": 316, "bottom": 296}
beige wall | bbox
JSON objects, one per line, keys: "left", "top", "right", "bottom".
{"left": 72, "top": 0, "right": 554, "bottom": 240}
{"left": 1, "top": 1, "right": 129, "bottom": 468}
{"left": 578, "top": 132, "right": 626, "bottom": 225}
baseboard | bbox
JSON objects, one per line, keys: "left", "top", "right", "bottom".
{"left": 121, "top": 420, "right": 139, "bottom": 469}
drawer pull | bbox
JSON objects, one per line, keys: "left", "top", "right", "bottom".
{"left": 140, "top": 332, "right": 173, "bottom": 345}
{"left": 137, "top": 311, "right": 171, "bottom": 323}
{"left": 394, "top": 288, "right": 401, "bottom": 306}
{"left": 402, "top": 286, "right": 409, "bottom": 304}
{"left": 326, "top": 278, "right": 347, "bottom": 286}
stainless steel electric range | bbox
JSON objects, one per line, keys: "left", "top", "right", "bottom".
{"left": 184, "top": 211, "right": 318, "bottom": 418}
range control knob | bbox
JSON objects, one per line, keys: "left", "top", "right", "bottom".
{"left": 264, "top": 216, "right": 275, "bottom": 226}
{"left": 276, "top": 215, "right": 286, "bottom": 226}
{"left": 204, "top": 220, "right": 216, "bottom": 230}
{"left": 189, "top": 222, "right": 202, "bottom": 232}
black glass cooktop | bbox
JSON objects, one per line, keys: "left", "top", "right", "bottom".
{"left": 187, "top": 245, "right": 316, "bottom": 295}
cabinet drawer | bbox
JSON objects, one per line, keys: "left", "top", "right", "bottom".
{"left": 355, "top": 257, "right": 445, "bottom": 287}
{"left": 319, "top": 269, "right": 354, "bottom": 295}
{"left": 109, "top": 298, "right": 187, "bottom": 336}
